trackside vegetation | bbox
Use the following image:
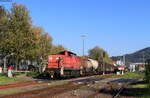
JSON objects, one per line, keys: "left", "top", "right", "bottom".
{"left": 0, "top": 73, "right": 26, "bottom": 84}
{"left": 111, "top": 72, "right": 144, "bottom": 79}
{"left": 145, "top": 60, "right": 150, "bottom": 88}
{"left": 143, "top": 59, "right": 150, "bottom": 97}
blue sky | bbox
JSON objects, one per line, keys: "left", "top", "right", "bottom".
{"left": 1, "top": 0, "right": 150, "bottom": 56}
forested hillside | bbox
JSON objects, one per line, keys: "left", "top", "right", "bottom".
{"left": 111, "top": 47, "right": 150, "bottom": 63}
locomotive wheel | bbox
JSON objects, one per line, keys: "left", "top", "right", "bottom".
{"left": 54, "top": 72, "right": 61, "bottom": 79}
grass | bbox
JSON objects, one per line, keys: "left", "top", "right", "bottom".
{"left": 132, "top": 84, "right": 147, "bottom": 88}
{"left": 111, "top": 72, "right": 144, "bottom": 79}
{"left": 0, "top": 88, "right": 21, "bottom": 94}
{"left": 0, "top": 73, "right": 26, "bottom": 84}
{"left": 131, "top": 82, "right": 150, "bottom": 98}
{"left": 141, "top": 95, "right": 150, "bottom": 98}
{"left": 80, "top": 86, "right": 90, "bottom": 90}
{"left": 47, "top": 80, "right": 69, "bottom": 86}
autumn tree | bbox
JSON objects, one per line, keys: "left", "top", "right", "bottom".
{"left": 29, "top": 27, "right": 52, "bottom": 60}
{"left": 38, "top": 32, "right": 52, "bottom": 59}
{"left": 50, "top": 45, "right": 66, "bottom": 54}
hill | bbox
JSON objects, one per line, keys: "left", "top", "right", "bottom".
{"left": 111, "top": 47, "right": 150, "bottom": 63}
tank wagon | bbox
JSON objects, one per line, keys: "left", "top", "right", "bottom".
{"left": 45, "top": 50, "right": 116, "bottom": 78}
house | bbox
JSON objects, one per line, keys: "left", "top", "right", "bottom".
{"left": 113, "top": 60, "right": 124, "bottom": 66}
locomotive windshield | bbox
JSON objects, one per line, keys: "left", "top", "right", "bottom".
{"left": 58, "top": 51, "right": 65, "bottom": 55}
{"left": 58, "top": 51, "right": 77, "bottom": 56}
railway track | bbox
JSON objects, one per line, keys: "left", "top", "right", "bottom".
{"left": 0, "top": 81, "right": 50, "bottom": 90}
{"left": 112, "top": 86, "right": 124, "bottom": 98}
{"left": 85, "top": 82, "right": 125, "bottom": 98}
{"left": 0, "top": 74, "right": 113, "bottom": 90}
{"left": 111, "top": 80, "right": 140, "bottom": 98}
{"left": 1, "top": 82, "right": 87, "bottom": 98}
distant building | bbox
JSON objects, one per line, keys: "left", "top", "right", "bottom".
{"left": 129, "top": 64, "right": 136, "bottom": 72}
{"left": 113, "top": 60, "right": 125, "bottom": 75}
{"left": 129, "top": 63, "right": 145, "bottom": 72}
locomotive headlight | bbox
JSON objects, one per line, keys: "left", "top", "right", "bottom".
{"left": 56, "top": 57, "right": 62, "bottom": 61}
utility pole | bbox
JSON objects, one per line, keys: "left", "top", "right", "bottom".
{"left": 81, "top": 35, "right": 86, "bottom": 56}
{"left": 142, "top": 52, "right": 145, "bottom": 63}
{"left": 102, "top": 52, "right": 105, "bottom": 75}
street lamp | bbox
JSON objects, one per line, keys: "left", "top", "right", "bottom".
{"left": 3, "top": 53, "right": 14, "bottom": 73}
{"left": 81, "top": 35, "right": 86, "bottom": 56}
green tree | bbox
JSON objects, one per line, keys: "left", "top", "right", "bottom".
{"left": 0, "top": 5, "right": 10, "bottom": 55}
{"left": 88, "top": 46, "right": 112, "bottom": 63}
{"left": 7, "top": 3, "right": 35, "bottom": 70}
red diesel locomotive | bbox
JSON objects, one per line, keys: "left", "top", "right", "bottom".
{"left": 46, "top": 51, "right": 82, "bottom": 78}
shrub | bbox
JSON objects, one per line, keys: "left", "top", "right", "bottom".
{"left": 13, "top": 72, "right": 25, "bottom": 76}
{"left": 0, "top": 73, "right": 6, "bottom": 76}
{"left": 26, "top": 72, "right": 39, "bottom": 78}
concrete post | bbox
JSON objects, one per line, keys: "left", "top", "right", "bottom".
{"left": 0, "top": 67, "right": 2, "bottom": 73}
{"left": 8, "top": 66, "right": 13, "bottom": 78}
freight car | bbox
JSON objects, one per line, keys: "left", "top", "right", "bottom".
{"left": 79, "top": 58, "right": 99, "bottom": 75}
{"left": 45, "top": 50, "right": 116, "bottom": 78}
